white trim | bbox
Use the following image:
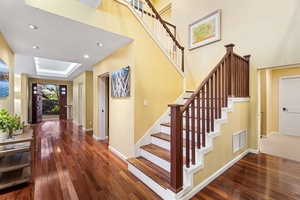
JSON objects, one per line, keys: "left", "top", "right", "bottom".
{"left": 93, "top": 135, "right": 101, "bottom": 140}
{"left": 108, "top": 145, "right": 127, "bottom": 162}
{"left": 114, "top": 0, "right": 185, "bottom": 79}
{"left": 181, "top": 149, "right": 250, "bottom": 200}
{"left": 73, "top": 121, "right": 79, "bottom": 126}
{"left": 83, "top": 128, "right": 93, "bottom": 131}
{"left": 230, "top": 97, "right": 251, "bottom": 102}
{"left": 261, "top": 131, "right": 276, "bottom": 138}
{"left": 249, "top": 149, "right": 259, "bottom": 154}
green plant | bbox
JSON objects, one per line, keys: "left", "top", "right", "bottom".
{"left": 0, "top": 109, "right": 25, "bottom": 138}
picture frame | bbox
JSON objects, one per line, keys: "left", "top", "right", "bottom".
{"left": 111, "top": 66, "right": 130, "bottom": 98}
{"left": 189, "top": 9, "right": 221, "bottom": 50}
{"left": 0, "top": 58, "right": 9, "bottom": 98}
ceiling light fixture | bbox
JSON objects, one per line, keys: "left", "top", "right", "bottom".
{"left": 33, "top": 46, "right": 39, "bottom": 49}
{"left": 28, "top": 24, "right": 38, "bottom": 29}
{"left": 97, "top": 43, "right": 103, "bottom": 46}
{"left": 84, "top": 55, "right": 89, "bottom": 59}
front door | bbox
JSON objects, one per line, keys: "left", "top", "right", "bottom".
{"left": 32, "top": 82, "right": 42, "bottom": 124}
{"left": 59, "top": 85, "right": 67, "bottom": 120}
{"left": 279, "top": 76, "right": 300, "bottom": 136}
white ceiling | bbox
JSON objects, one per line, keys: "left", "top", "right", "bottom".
{"left": 0, "top": 0, "right": 132, "bottom": 81}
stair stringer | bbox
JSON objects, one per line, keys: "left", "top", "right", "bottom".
{"left": 128, "top": 98, "right": 251, "bottom": 200}
{"left": 134, "top": 92, "right": 187, "bottom": 157}
{"left": 115, "top": 0, "right": 185, "bottom": 77}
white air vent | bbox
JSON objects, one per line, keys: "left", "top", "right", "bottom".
{"left": 233, "top": 129, "right": 247, "bottom": 153}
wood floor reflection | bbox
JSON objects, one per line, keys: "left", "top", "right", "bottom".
{"left": 1, "top": 120, "right": 300, "bottom": 199}
{"left": 0, "top": 120, "right": 161, "bottom": 200}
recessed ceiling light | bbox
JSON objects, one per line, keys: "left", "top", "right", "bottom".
{"left": 84, "top": 55, "right": 89, "bottom": 59}
{"left": 33, "top": 46, "right": 39, "bottom": 49}
{"left": 28, "top": 24, "right": 38, "bottom": 29}
{"left": 97, "top": 43, "right": 103, "bottom": 46}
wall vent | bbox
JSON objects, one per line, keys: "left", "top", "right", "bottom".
{"left": 233, "top": 129, "right": 247, "bottom": 153}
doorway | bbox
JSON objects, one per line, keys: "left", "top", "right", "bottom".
{"left": 279, "top": 76, "right": 300, "bottom": 136}
{"left": 99, "top": 73, "right": 109, "bottom": 142}
{"left": 78, "top": 83, "right": 84, "bottom": 126}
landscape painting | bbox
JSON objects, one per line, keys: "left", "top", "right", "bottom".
{"left": 0, "top": 58, "right": 9, "bottom": 98}
{"left": 111, "top": 66, "right": 130, "bottom": 98}
{"left": 189, "top": 9, "right": 221, "bottom": 50}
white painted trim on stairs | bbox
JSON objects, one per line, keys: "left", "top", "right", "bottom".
{"left": 141, "top": 149, "right": 170, "bottom": 172}
{"left": 115, "top": 0, "right": 186, "bottom": 79}
{"left": 134, "top": 92, "right": 187, "bottom": 157}
{"left": 230, "top": 97, "right": 251, "bottom": 102}
{"left": 181, "top": 149, "right": 251, "bottom": 200}
{"left": 108, "top": 145, "right": 128, "bottom": 162}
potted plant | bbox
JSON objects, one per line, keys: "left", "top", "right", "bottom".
{"left": 0, "top": 109, "right": 25, "bottom": 149}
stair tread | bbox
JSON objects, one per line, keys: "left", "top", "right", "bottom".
{"left": 141, "top": 144, "right": 170, "bottom": 162}
{"left": 151, "top": 132, "right": 198, "bottom": 148}
{"left": 127, "top": 157, "right": 170, "bottom": 189}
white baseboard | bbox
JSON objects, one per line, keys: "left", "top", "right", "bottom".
{"left": 83, "top": 128, "right": 93, "bottom": 131}
{"left": 182, "top": 149, "right": 250, "bottom": 200}
{"left": 262, "top": 131, "right": 276, "bottom": 138}
{"left": 108, "top": 146, "right": 127, "bottom": 162}
{"left": 249, "top": 149, "right": 259, "bottom": 154}
{"left": 93, "top": 135, "right": 101, "bottom": 140}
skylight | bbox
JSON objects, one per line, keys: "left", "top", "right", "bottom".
{"left": 34, "top": 57, "right": 81, "bottom": 78}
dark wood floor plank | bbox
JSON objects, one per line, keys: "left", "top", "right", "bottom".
{"left": 1, "top": 120, "right": 300, "bottom": 200}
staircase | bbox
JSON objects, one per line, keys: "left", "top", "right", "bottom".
{"left": 127, "top": 44, "right": 250, "bottom": 199}
{"left": 118, "top": 0, "right": 251, "bottom": 199}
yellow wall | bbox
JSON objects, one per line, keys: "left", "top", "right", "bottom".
{"left": 73, "top": 71, "right": 93, "bottom": 130}
{"left": 0, "top": 32, "right": 14, "bottom": 115}
{"left": 194, "top": 102, "right": 250, "bottom": 185}
{"left": 85, "top": 71, "right": 93, "bottom": 130}
{"left": 94, "top": 43, "right": 135, "bottom": 158}
{"left": 21, "top": 74, "right": 29, "bottom": 123}
{"left": 172, "top": 0, "right": 300, "bottom": 89}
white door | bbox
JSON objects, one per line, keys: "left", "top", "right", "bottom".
{"left": 99, "top": 73, "right": 109, "bottom": 140}
{"left": 279, "top": 76, "right": 300, "bottom": 136}
{"left": 78, "top": 83, "right": 83, "bottom": 126}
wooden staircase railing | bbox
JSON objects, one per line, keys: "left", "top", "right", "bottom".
{"left": 127, "top": 0, "right": 185, "bottom": 71}
{"left": 168, "top": 44, "right": 250, "bottom": 193}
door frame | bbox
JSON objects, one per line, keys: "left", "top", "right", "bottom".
{"left": 99, "top": 73, "right": 109, "bottom": 140}
{"left": 78, "top": 82, "right": 83, "bottom": 126}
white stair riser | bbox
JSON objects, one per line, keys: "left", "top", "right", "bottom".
{"left": 161, "top": 123, "right": 220, "bottom": 137}
{"left": 151, "top": 136, "right": 206, "bottom": 158}
{"left": 140, "top": 149, "right": 170, "bottom": 172}
{"left": 151, "top": 137, "right": 170, "bottom": 150}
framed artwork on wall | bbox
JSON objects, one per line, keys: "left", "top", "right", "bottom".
{"left": 111, "top": 66, "right": 130, "bottom": 98}
{"left": 0, "top": 58, "right": 9, "bottom": 98}
{"left": 189, "top": 9, "right": 221, "bottom": 50}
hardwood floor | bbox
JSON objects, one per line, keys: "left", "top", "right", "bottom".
{"left": 0, "top": 120, "right": 161, "bottom": 200}
{"left": 191, "top": 153, "right": 300, "bottom": 200}
{"left": 1, "top": 120, "right": 300, "bottom": 199}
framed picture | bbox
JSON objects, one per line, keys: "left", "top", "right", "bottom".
{"left": 111, "top": 66, "right": 130, "bottom": 98}
{"left": 0, "top": 58, "right": 9, "bottom": 98}
{"left": 189, "top": 9, "right": 221, "bottom": 50}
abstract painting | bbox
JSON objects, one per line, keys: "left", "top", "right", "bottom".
{"left": 0, "top": 58, "right": 9, "bottom": 98}
{"left": 189, "top": 9, "right": 221, "bottom": 50}
{"left": 111, "top": 66, "right": 130, "bottom": 98}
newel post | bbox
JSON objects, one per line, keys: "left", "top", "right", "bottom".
{"left": 168, "top": 104, "right": 183, "bottom": 193}
{"left": 243, "top": 54, "right": 251, "bottom": 97}
{"left": 225, "top": 43, "right": 235, "bottom": 98}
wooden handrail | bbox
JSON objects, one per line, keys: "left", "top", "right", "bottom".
{"left": 169, "top": 44, "right": 250, "bottom": 193}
